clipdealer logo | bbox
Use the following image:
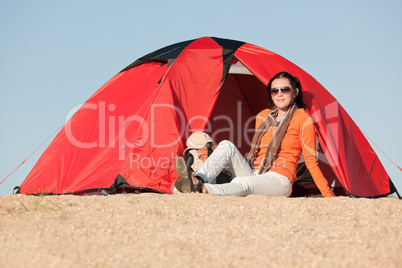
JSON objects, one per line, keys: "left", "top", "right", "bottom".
{"left": 63, "top": 100, "right": 341, "bottom": 168}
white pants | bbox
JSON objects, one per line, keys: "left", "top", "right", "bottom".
{"left": 195, "top": 140, "right": 292, "bottom": 197}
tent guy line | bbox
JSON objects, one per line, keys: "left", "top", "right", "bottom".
{"left": 360, "top": 129, "right": 402, "bottom": 173}
{"left": 1, "top": 122, "right": 67, "bottom": 186}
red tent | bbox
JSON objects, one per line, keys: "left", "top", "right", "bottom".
{"left": 20, "top": 37, "right": 398, "bottom": 197}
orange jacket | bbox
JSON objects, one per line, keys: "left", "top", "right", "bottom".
{"left": 253, "top": 108, "right": 333, "bottom": 197}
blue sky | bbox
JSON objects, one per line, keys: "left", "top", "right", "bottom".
{"left": 1, "top": 0, "right": 401, "bottom": 196}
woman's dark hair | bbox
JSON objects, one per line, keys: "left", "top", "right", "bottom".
{"left": 266, "top": 71, "right": 305, "bottom": 109}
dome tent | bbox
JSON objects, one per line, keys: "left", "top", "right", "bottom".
{"left": 19, "top": 37, "right": 398, "bottom": 198}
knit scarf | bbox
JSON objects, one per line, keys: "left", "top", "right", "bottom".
{"left": 247, "top": 104, "right": 298, "bottom": 175}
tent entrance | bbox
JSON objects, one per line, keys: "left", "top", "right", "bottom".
{"left": 207, "top": 73, "right": 268, "bottom": 156}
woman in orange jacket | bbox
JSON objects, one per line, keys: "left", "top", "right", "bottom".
{"left": 176, "top": 71, "right": 333, "bottom": 197}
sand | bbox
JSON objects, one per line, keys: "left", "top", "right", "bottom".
{"left": 0, "top": 193, "right": 401, "bottom": 267}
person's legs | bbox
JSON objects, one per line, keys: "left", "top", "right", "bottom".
{"left": 195, "top": 140, "right": 253, "bottom": 183}
{"left": 203, "top": 171, "right": 292, "bottom": 197}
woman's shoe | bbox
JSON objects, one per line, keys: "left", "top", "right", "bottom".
{"left": 175, "top": 157, "right": 191, "bottom": 193}
{"left": 175, "top": 157, "right": 204, "bottom": 193}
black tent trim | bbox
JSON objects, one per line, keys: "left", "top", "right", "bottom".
{"left": 347, "top": 177, "right": 400, "bottom": 199}
{"left": 14, "top": 174, "right": 166, "bottom": 196}
{"left": 120, "top": 39, "right": 196, "bottom": 72}
{"left": 120, "top": 37, "right": 245, "bottom": 84}
{"left": 210, "top": 37, "right": 245, "bottom": 83}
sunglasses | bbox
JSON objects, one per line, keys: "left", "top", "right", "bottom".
{"left": 270, "top": 86, "right": 292, "bottom": 96}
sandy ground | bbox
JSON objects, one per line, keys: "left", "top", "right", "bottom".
{"left": 0, "top": 193, "right": 401, "bottom": 268}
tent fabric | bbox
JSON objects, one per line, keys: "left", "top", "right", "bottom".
{"left": 20, "top": 37, "right": 396, "bottom": 198}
